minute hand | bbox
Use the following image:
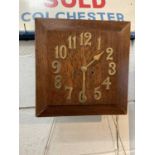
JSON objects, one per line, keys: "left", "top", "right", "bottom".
{"left": 86, "top": 51, "right": 104, "bottom": 68}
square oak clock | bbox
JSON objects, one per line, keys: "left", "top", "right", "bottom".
{"left": 35, "top": 18, "right": 130, "bottom": 117}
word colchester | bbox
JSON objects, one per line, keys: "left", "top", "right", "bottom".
{"left": 21, "top": 0, "right": 124, "bottom": 22}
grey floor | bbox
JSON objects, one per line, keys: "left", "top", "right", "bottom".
{"left": 19, "top": 41, "right": 135, "bottom": 155}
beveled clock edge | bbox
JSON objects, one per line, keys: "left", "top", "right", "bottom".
{"left": 36, "top": 104, "right": 127, "bottom": 117}
{"left": 35, "top": 18, "right": 50, "bottom": 116}
{"left": 35, "top": 18, "right": 130, "bottom": 25}
{"left": 35, "top": 18, "right": 131, "bottom": 32}
{"left": 36, "top": 105, "right": 48, "bottom": 117}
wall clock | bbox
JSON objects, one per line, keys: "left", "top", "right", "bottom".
{"left": 35, "top": 18, "right": 130, "bottom": 116}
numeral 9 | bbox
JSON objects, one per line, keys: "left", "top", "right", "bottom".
{"left": 52, "top": 60, "right": 61, "bottom": 74}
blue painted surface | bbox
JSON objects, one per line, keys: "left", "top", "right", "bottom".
{"left": 19, "top": 31, "right": 35, "bottom": 40}
{"left": 19, "top": 31, "right": 135, "bottom": 40}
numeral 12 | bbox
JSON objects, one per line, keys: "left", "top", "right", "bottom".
{"left": 80, "top": 32, "right": 92, "bottom": 46}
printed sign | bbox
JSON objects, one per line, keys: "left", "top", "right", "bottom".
{"left": 19, "top": 0, "right": 134, "bottom": 32}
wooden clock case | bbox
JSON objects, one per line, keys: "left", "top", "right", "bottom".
{"left": 35, "top": 18, "right": 130, "bottom": 117}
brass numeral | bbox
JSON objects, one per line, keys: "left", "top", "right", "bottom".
{"left": 52, "top": 60, "right": 61, "bottom": 74}
{"left": 106, "top": 48, "right": 114, "bottom": 60}
{"left": 97, "top": 37, "right": 101, "bottom": 50}
{"left": 65, "top": 86, "right": 73, "bottom": 100}
{"left": 108, "top": 62, "right": 116, "bottom": 75}
{"left": 54, "top": 75, "right": 62, "bottom": 89}
{"left": 80, "top": 32, "right": 92, "bottom": 46}
{"left": 94, "top": 86, "right": 102, "bottom": 100}
{"left": 102, "top": 77, "right": 111, "bottom": 90}
{"left": 55, "top": 45, "right": 67, "bottom": 59}
{"left": 68, "top": 35, "right": 76, "bottom": 49}
{"left": 79, "top": 91, "right": 87, "bottom": 103}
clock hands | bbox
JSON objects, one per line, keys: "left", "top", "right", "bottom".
{"left": 86, "top": 51, "right": 104, "bottom": 68}
{"left": 80, "top": 51, "right": 104, "bottom": 103}
{"left": 80, "top": 66, "right": 87, "bottom": 103}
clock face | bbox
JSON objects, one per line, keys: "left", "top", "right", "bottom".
{"left": 35, "top": 19, "right": 130, "bottom": 116}
{"left": 48, "top": 30, "right": 117, "bottom": 105}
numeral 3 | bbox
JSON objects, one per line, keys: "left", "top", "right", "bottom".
{"left": 108, "top": 62, "right": 116, "bottom": 75}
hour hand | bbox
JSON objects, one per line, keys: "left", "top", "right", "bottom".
{"left": 93, "top": 51, "right": 104, "bottom": 61}
{"left": 86, "top": 51, "right": 104, "bottom": 68}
